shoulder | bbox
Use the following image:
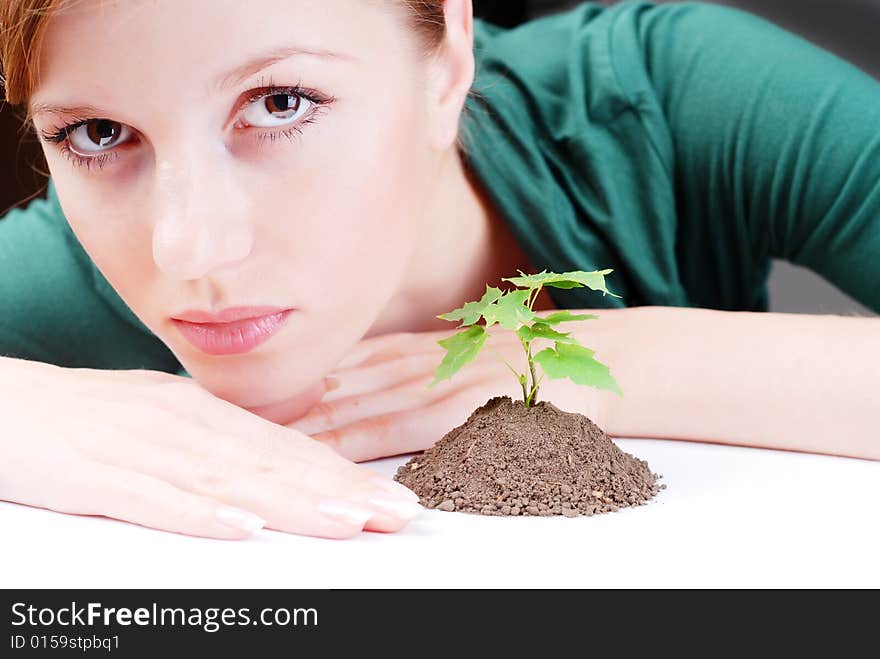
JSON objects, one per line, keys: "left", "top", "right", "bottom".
{"left": 0, "top": 184, "right": 96, "bottom": 361}
{"left": 0, "top": 182, "right": 92, "bottom": 313}
{"left": 472, "top": 2, "right": 631, "bottom": 123}
{"left": 466, "top": 2, "right": 717, "bottom": 178}
{"left": 472, "top": 1, "right": 790, "bottom": 109}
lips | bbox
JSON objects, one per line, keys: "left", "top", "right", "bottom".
{"left": 172, "top": 306, "right": 290, "bottom": 323}
{"left": 171, "top": 308, "right": 294, "bottom": 355}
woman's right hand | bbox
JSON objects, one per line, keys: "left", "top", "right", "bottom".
{"left": 0, "top": 358, "right": 423, "bottom": 540}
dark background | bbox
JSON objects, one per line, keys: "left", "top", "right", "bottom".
{"left": 2, "top": 0, "right": 877, "bottom": 314}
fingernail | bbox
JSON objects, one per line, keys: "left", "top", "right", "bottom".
{"left": 323, "top": 375, "right": 341, "bottom": 392}
{"left": 318, "top": 499, "right": 374, "bottom": 527}
{"left": 372, "top": 478, "right": 421, "bottom": 503}
{"left": 215, "top": 505, "right": 266, "bottom": 533}
{"left": 368, "top": 495, "right": 424, "bottom": 520}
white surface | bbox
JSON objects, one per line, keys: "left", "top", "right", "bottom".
{"left": 1, "top": 438, "right": 877, "bottom": 589}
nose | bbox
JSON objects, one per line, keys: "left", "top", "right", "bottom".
{"left": 151, "top": 149, "right": 254, "bottom": 281}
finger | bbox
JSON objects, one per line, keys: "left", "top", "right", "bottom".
{"left": 67, "top": 462, "right": 263, "bottom": 541}
{"left": 176, "top": 430, "right": 422, "bottom": 537}
{"left": 301, "top": 339, "right": 524, "bottom": 435}
{"left": 321, "top": 352, "right": 445, "bottom": 404}
{"left": 332, "top": 325, "right": 521, "bottom": 373}
{"left": 205, "top": 476, "right": 402, "bottom": 539}
{"left": 321, "top": 354, "right": 442, "bottom": 403}
{"left": 84, "top": 411, "right": 421, "bottom": 537}
{"left": 333, "top": 328, "right": 474, "bottom": 371}
{"left": 290, "top": 365, "right": 490, "bottom": 437}
{"left": 135, "top": 379, "right": 342, "bottom": 469}
{"left": 311, "top": 380, "right": 509, "bottom": 463}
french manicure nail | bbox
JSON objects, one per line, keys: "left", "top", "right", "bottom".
{"left": 318, "top": 499, "right": 374, "bottom": 527}
{"left": 371, "top": 478, "right": 421, "bottom": 503}
{"left": 215, "top": 505, "right": 267, "bottom": 533}
{"left": 368, "top": 495, "right": 424, "bottom": 520}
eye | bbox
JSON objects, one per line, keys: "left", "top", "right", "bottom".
{"left": 240, "top": 92, "right": 313, "bottom": 128}
{"left": 67, "top": 119, "right": 134, "bottom": 154}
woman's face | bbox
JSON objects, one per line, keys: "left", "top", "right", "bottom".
{"left": 30, "top": 0, "right": 446, "bottom": 409}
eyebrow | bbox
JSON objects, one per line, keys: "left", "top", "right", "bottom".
{"left": 30, "top": 102, "right": 108, "bottom": 119}
{"left": 212, "top": 44, "right": 353, "bottom": 93}
{"left": 29, "top": 43, "right": 352, "bottom": 119}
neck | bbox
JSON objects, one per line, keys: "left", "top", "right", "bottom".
{"left": 367, "top": 146, "right": 550, "bottom": 337}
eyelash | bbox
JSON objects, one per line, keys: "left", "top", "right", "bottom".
{"left": 40, "top": 76, "right": 335, "bottom": 171}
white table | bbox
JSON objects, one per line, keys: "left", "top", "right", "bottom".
{"left": 2, "top": 439, "right": 877, "bottom": 588}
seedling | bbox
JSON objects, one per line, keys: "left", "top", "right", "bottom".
{"left": 428, "top": 269, "right": 624, "bottom": 407}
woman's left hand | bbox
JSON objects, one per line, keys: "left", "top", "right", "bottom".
{"left": 285, "top": 323, "right": 613, "bottom": 462}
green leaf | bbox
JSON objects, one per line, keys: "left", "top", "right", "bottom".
{"left": 429, "top": 325, "right": 488, "bottom": 387}
{"left": 501, "top": 269, "right": 574, "bottom": 288}
{"left": 483, "top": 289, "right": 536, "bottom": 330}
{"left": 539, "top": 310, "right": 600, "bottom": 325}
{"left": 517, "top": 322, "right": 578, "bottom": 344}
{"left": 437, "top": 285, "right": 503, "bottom": 327}
{"left": 533, "top": 341, "right": 623, "bottom": 396}
{"left": 502, "top": 269, "right": 622, "bottom": 298}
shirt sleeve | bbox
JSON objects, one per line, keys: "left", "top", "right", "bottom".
{"left": 620, "top": 1, "right": 880, "bottom": 313}
{"left": 0, "top": 182, "right": 183, "bottom": 371}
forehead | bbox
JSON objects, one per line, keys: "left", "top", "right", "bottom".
{"left": 32, "top": 0, "right": 402, "bottom": 116}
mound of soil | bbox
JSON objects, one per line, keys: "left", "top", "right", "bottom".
{"left": 395, "top": 396, "right": 663, "bottom": 517}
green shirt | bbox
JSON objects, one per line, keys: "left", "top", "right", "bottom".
{"left": 2, "top": 0, "right": 878, "bottom": 376}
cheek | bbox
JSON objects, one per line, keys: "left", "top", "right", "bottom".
{"left": 265, "top": 95, "right": 432, "bottom": 314}
{"left": 46, "top": 167, "right": 156, "bottom": 308}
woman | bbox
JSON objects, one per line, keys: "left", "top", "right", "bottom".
{"left": 0, "top": 0, "right": 877, "bottom": 541}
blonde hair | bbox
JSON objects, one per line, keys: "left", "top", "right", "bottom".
{"left": 1, "top": 0, "right": 447, "bottom": 117}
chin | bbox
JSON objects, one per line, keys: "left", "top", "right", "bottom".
{"left": 193, "top": 353, "right": 325, "bottom": 408}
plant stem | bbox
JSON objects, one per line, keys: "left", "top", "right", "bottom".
{"left": 517, "top": 335, "right": 533, "bottom": 407}
{"left": 528, "top": 372, "right": 545, "bottom": 402}
{"left": 526, "top": 340, "right": 539, "bottom": 405}
{"left": 518, "top": 335, "right": 541, "bottom": 407}
{"left": 517, "top": 284, "right": 544, "bottom": 407}
{"left": 529, "top": 284, "right": 543, "bottom": 313}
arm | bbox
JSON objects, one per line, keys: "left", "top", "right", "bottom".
{"left": 0, "top": 353, "right": 420, "bottom": 539}
{"left": 282, "top": 306, "right": 877, "bottom": 463}
{"left": 588, "top": 305, "right": 879, "bottom": 461}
